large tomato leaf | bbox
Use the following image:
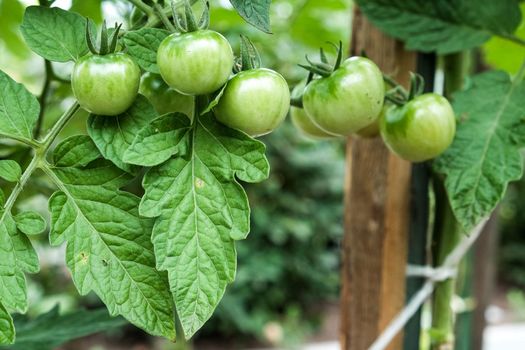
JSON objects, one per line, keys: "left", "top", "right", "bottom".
{"left": 20, "top": 6, "right": 90, "bottom": 62}
{"left": 140, "top": 114, "right": 269, "bottom": 337}
{"left": 52, "top": 135, "right": 101, "bottom": 168}
{"left": 434, "top": 71, "right": 525, "bottom": 231}
{"left": 0, "top": 71, "right": 39, "bottom": 143}
{"left": 46, "top": 158, "right": 176, "bottom": 340}
{"left": 123, "top": 113, "right": 191, "bottom": 167}
{"left": 87, "top": 95, "right": 158, "bottom": 173}
{"left": 123, "top": 28, "right": 170, "bottom": 74}
{"left": 230, "top": 0, "right": 272, "bottom": 33}
{"left": 356, "top": 0, "right": 522, "bottom": 54}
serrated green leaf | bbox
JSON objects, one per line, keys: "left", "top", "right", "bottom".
{"left": 47, "top": 160, "right": 176, "bottom": 340}
{"left": 0, "top": 71, "right": 39, "bottom": 142}
{"left": 230, "top": 0, "right": 272, "bottom": 33}
{"left": 14, "top": 211, "right": 46, "bottom": 235}
{"left": 53, "top": 135, "right": 101, "bottom": 168}
{"left": 140, "top": 114, "right": 269, "bottom": 337}
{"left": 123, "top": 113, "right": 191, "bottom": 167}
{"left": 0, "top": 211, "right": 39, "bottom": 313}
{"left": 2, "top": 306, "right": 126, "bottom": 350}
{"left": 87, "top": 95, "right": 158, "bottom": 173}
{"left": 0, "top": 160, "right": 21, "bottom": 183}
{"left": 356, "top": 0, "right": 522, "bottom": 54}
{"left": 0, "top": 303, "right": 14, "bottom": 345}
{"left": 123, "top": 28, "right": 170, "bottom": 74}
{"left": 20, "top": 6, "right": 90, "bottom": 62}
{"left": 434, "top": 71, "right": 525, "bottom": 231}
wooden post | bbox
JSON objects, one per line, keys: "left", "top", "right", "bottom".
{"left": 340, "top": 7, "right": 417, "bottom": 350}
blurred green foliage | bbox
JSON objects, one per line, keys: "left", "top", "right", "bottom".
{"left": 482, "top": 3, "right": 525, "bottom": 75}
{"left": 0, "top": 0, "right": 350, "bottom": 345}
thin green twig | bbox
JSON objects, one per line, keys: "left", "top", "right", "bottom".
{"left": 154, "top": 3, "right": 176, "bottom": 32}
{"left": 41, "top": 102, "right": 80, "bottom": 150}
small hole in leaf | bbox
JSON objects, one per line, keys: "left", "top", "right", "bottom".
{"left": 102, "top": 259, "right": 108, "bottom": 267}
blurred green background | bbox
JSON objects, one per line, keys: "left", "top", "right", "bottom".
{"left": 1, "top": 0, "right": 525, "bottom": 349}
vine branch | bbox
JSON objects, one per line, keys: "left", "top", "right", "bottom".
{"left": 127, "top": 0, "right": 153, "bottom": 16}
{"left": 499, "top": 33, "right": 525, "bottom": 48}
{"left": 41, "top": 102, "right": 80, "bottom": 150}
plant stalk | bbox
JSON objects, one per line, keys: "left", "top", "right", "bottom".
{"left": 430, "top": 177, "right": 461, "bottom": 350}
{"left": 127, "top": 0, "right": 154, "bottom": 16}
{"left": 41, "top": 102, "right": 80, "bottom": 150}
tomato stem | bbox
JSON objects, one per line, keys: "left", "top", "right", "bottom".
{"left": 154, "top": 3, "right": 176, "bottom": 32}
{"left": 127, "top": 0, "right": 154, "bottom": 17}
{"left": 41, "top": 102, "right": 80, "bottom": 150}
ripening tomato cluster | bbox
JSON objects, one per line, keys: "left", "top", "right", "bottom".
{"left": 70, "top": 11, "right": 455, "bottom": 163}
{"left": 291, "top": 56, "right": 456, "bottom": 162}
{"left": 71, "top": 15, "right": 290, "bottom": 138}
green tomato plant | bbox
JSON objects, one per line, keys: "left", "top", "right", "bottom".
{"left": 0, "top": 0, "right": 283, "bottom": 344}
{"left": 3, "top": 0, "right": 525, "bottom": 349}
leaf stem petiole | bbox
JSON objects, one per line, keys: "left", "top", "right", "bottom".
{"left": 41, "top": 102, "right": 80, "bottom": 150}
{"left": 127, "top": 0, "right": 154, "bottom": 16}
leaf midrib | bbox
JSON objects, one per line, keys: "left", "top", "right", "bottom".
{"left": 47, "top": 168, "right": 171, "bottom": 336}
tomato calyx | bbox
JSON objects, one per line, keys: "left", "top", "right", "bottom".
{"left": 291, "top": 42, "right": 345, "bottom": 108}
{"left": 383, "top": 72, "right": 426, "bottom": 106}
{"left": 298, "top": 41, "right": 344, "bottom": 78}
{"left": 233, "top": 35, "right": 262, "bottom": 73}
{"left": 171, "top": 0, "right": 210, "bottom": 33}
{"left": 85, "top": 20, "right": 122, "bottom": 56}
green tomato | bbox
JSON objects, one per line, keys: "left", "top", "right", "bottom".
{"left": 290, "top": 81, "right": 336, "bottom": 139}
{"left": 380, "top": 93, "right": 456, "bottom": 162}
{"left": 157, "top": 30, "right": 234, "bottom": 96}
{"left": 214, "top": 68, "right": 290, "bottom": 137}
{"left": 303, "top": 57, "right": 385, "bottom": 136}
{"left": 140, "top": 72, "right": 194, "bottom": 118}
{"left": 72, "top": 53, "right": 140, "bottom": 116}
